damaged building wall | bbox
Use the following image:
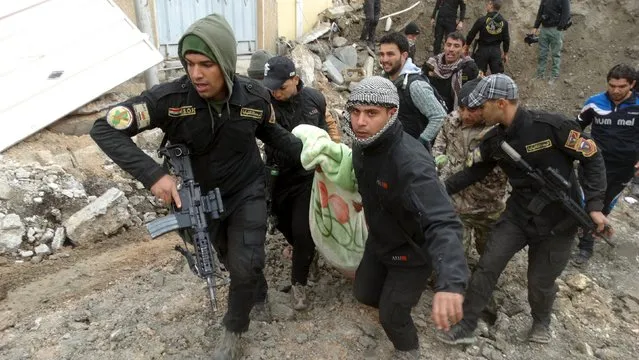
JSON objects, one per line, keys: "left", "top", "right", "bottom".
{"left": 277, "top": 0, "right": 333, "bottom": 42}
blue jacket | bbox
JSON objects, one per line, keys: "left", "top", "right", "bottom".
{"left": 577, "top": 91, "right": 639, "bottom": 164}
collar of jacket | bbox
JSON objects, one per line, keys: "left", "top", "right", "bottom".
{"left": 272, "top": 80, "right": 305, "bottom": 108}
{"left": 502, "top": 106, "right": 527, "bottom": 138}
{"left": 186, "top": 76, "right": 255, "bottom": 108}
{"left": 359, "top": 120, "right": 404, "bottom": 154}
{"left": 605, "top": 90, "right": 638, "bottom": 109}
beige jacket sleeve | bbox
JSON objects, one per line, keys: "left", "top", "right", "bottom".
{"left": 325, "top": 109, "right": 342, "bottom": 143}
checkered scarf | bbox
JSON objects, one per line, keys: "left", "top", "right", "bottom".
{"left": 345, "top": 76, "right": 400, "bottom": 147}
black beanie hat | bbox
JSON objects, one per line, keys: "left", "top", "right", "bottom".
{"left": 404, "top": 22, "right": 420, "bottom": 35}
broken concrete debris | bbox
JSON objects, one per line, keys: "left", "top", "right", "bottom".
{"left": 0, "top": 214, "right": 25, "bottom": 251}
{"left": 63, "top": 187, "right": 131, "bottom": 245}
{"left": 334, "top": 46, "right": 358, "bottom": 67}
{"left": 0, "top": 149, "right": 169, "bottom": 261}
{"left": 298, "top": 22, "right": 332, "bottom": 45}
{"left": 291, "top": 45, "right": 317, "bottom": 88}
{"left": 332, "top": 36, "right": 348, "bottom": 48}
{"left": 323, "top": 60, "right": 345, "bottom": 85}
{"left": 323, "top": 5, "right": 355, "bottom": 20}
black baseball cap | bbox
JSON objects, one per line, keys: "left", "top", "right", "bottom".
{"left": 263, "top": 56, "right": 297, "bottom": 91}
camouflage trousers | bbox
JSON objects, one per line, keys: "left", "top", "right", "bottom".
{"left": 459, "top": 211, "right": 502, "bottom": 261}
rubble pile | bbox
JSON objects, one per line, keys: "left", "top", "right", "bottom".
{"left": 0, "top": 129, "right": 168, "bottom": 263}
{"left": 269, "top": 4, "right": 380, "bottom": 144}
{"left": 286, "top": 2, "right": 375, "bottom": 87}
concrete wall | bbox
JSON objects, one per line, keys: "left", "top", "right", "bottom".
{"left": 276, "top": 0, "right": 332, "bottom": 42}
{"left": 113, "top": 0, "right": 159, "bottom": 46}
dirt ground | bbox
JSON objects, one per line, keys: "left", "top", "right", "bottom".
{"left": 1, "top": 201, "right": 638, "bottom": 360}
{"left": 1, "top": 0, "right": 639, "bottom": 359}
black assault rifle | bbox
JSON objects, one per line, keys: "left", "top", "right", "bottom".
{"left": 145, "top": 144, "right": 225, "bottom": 311}
{"left": 499, "top": 141, "right": 614, "bottom": 247}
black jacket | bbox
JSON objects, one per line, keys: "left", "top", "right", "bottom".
{"left": 432, "top": 0, "right": 466, "bottom": 23}
{"left": 90, "top": 75, "right": 302, "bottom": 213}
{"left": 534, "top": 0, "right": 571, "bottom": 29}
{"left": 446, "top": 107, "right": 606, "bottom": 234}
{"left": 394, "top": 73, "right": 435, "bottom": 138}
{"left": 466, "top": 12, "right": 510, "bottom": 53}
{"left": 353, "top": 120, "right": 468, "bottom": 294}
{"left": 266, "top": 81, "right": 327, "bottom": 199}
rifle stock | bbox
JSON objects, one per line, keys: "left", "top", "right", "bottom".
{"left": 499, "top": 141, "right": 614, "bottom": 247}
{"left": 145, "top": 144, "right": 226, "bottom": 311}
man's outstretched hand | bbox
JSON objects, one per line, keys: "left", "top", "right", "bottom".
{"left": 589, "top": 211, "right": 609, "bottom": 234}
{"left": 150, "top": 174, "right": 182, "bottom": 209}
{"left": 432, "top": 291, "right": 464, "bottom": 331}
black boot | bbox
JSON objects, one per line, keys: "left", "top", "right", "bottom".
{"left": 572, "top": 249, "right": 592, "bottom": 268}
{"left": 528, "top": 321, "right": 551, "bottom": 344}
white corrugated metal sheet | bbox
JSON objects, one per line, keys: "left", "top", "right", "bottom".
{"left": 155, "top": 0, "right": 257, "bottom": 57}
{"left": 0, "top": 0, "right": 163, "bottom": 152}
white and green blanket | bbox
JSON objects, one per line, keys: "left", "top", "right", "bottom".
{"left": 292, "top": 125, "right": 367, "bottom": 276}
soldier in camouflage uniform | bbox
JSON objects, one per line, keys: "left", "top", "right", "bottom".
{"left": 432, "top": 78, "right": 509, "bottom": 260}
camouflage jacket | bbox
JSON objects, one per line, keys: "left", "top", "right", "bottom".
{"left": 433, "top": 111, "right": 509, "bottom": 214}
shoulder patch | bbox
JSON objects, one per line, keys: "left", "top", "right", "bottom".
{"left": 564, "top": 130, "right": 598, "bottom": 157}
{"left": 106, "top": 106, "right": 133, "bottom": 130}
{"left": 525, "top": 139, "right": 552, "bottom": 153}
{"left": 240, "top": 107, "right": 263, "bottom": 120}
{"left": 132, "top": 103, "right": 151, "bottom": 129}
{"left": 168, "top": 106, "right": 196, "bottom": 117}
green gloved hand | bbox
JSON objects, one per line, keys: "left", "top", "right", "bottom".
{"left": 435, "top": 154, "right": 448, "bottom": 169}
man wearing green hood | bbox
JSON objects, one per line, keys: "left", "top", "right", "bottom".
{"left": 91, "top": 14, "right": 303, "bottom": 360}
